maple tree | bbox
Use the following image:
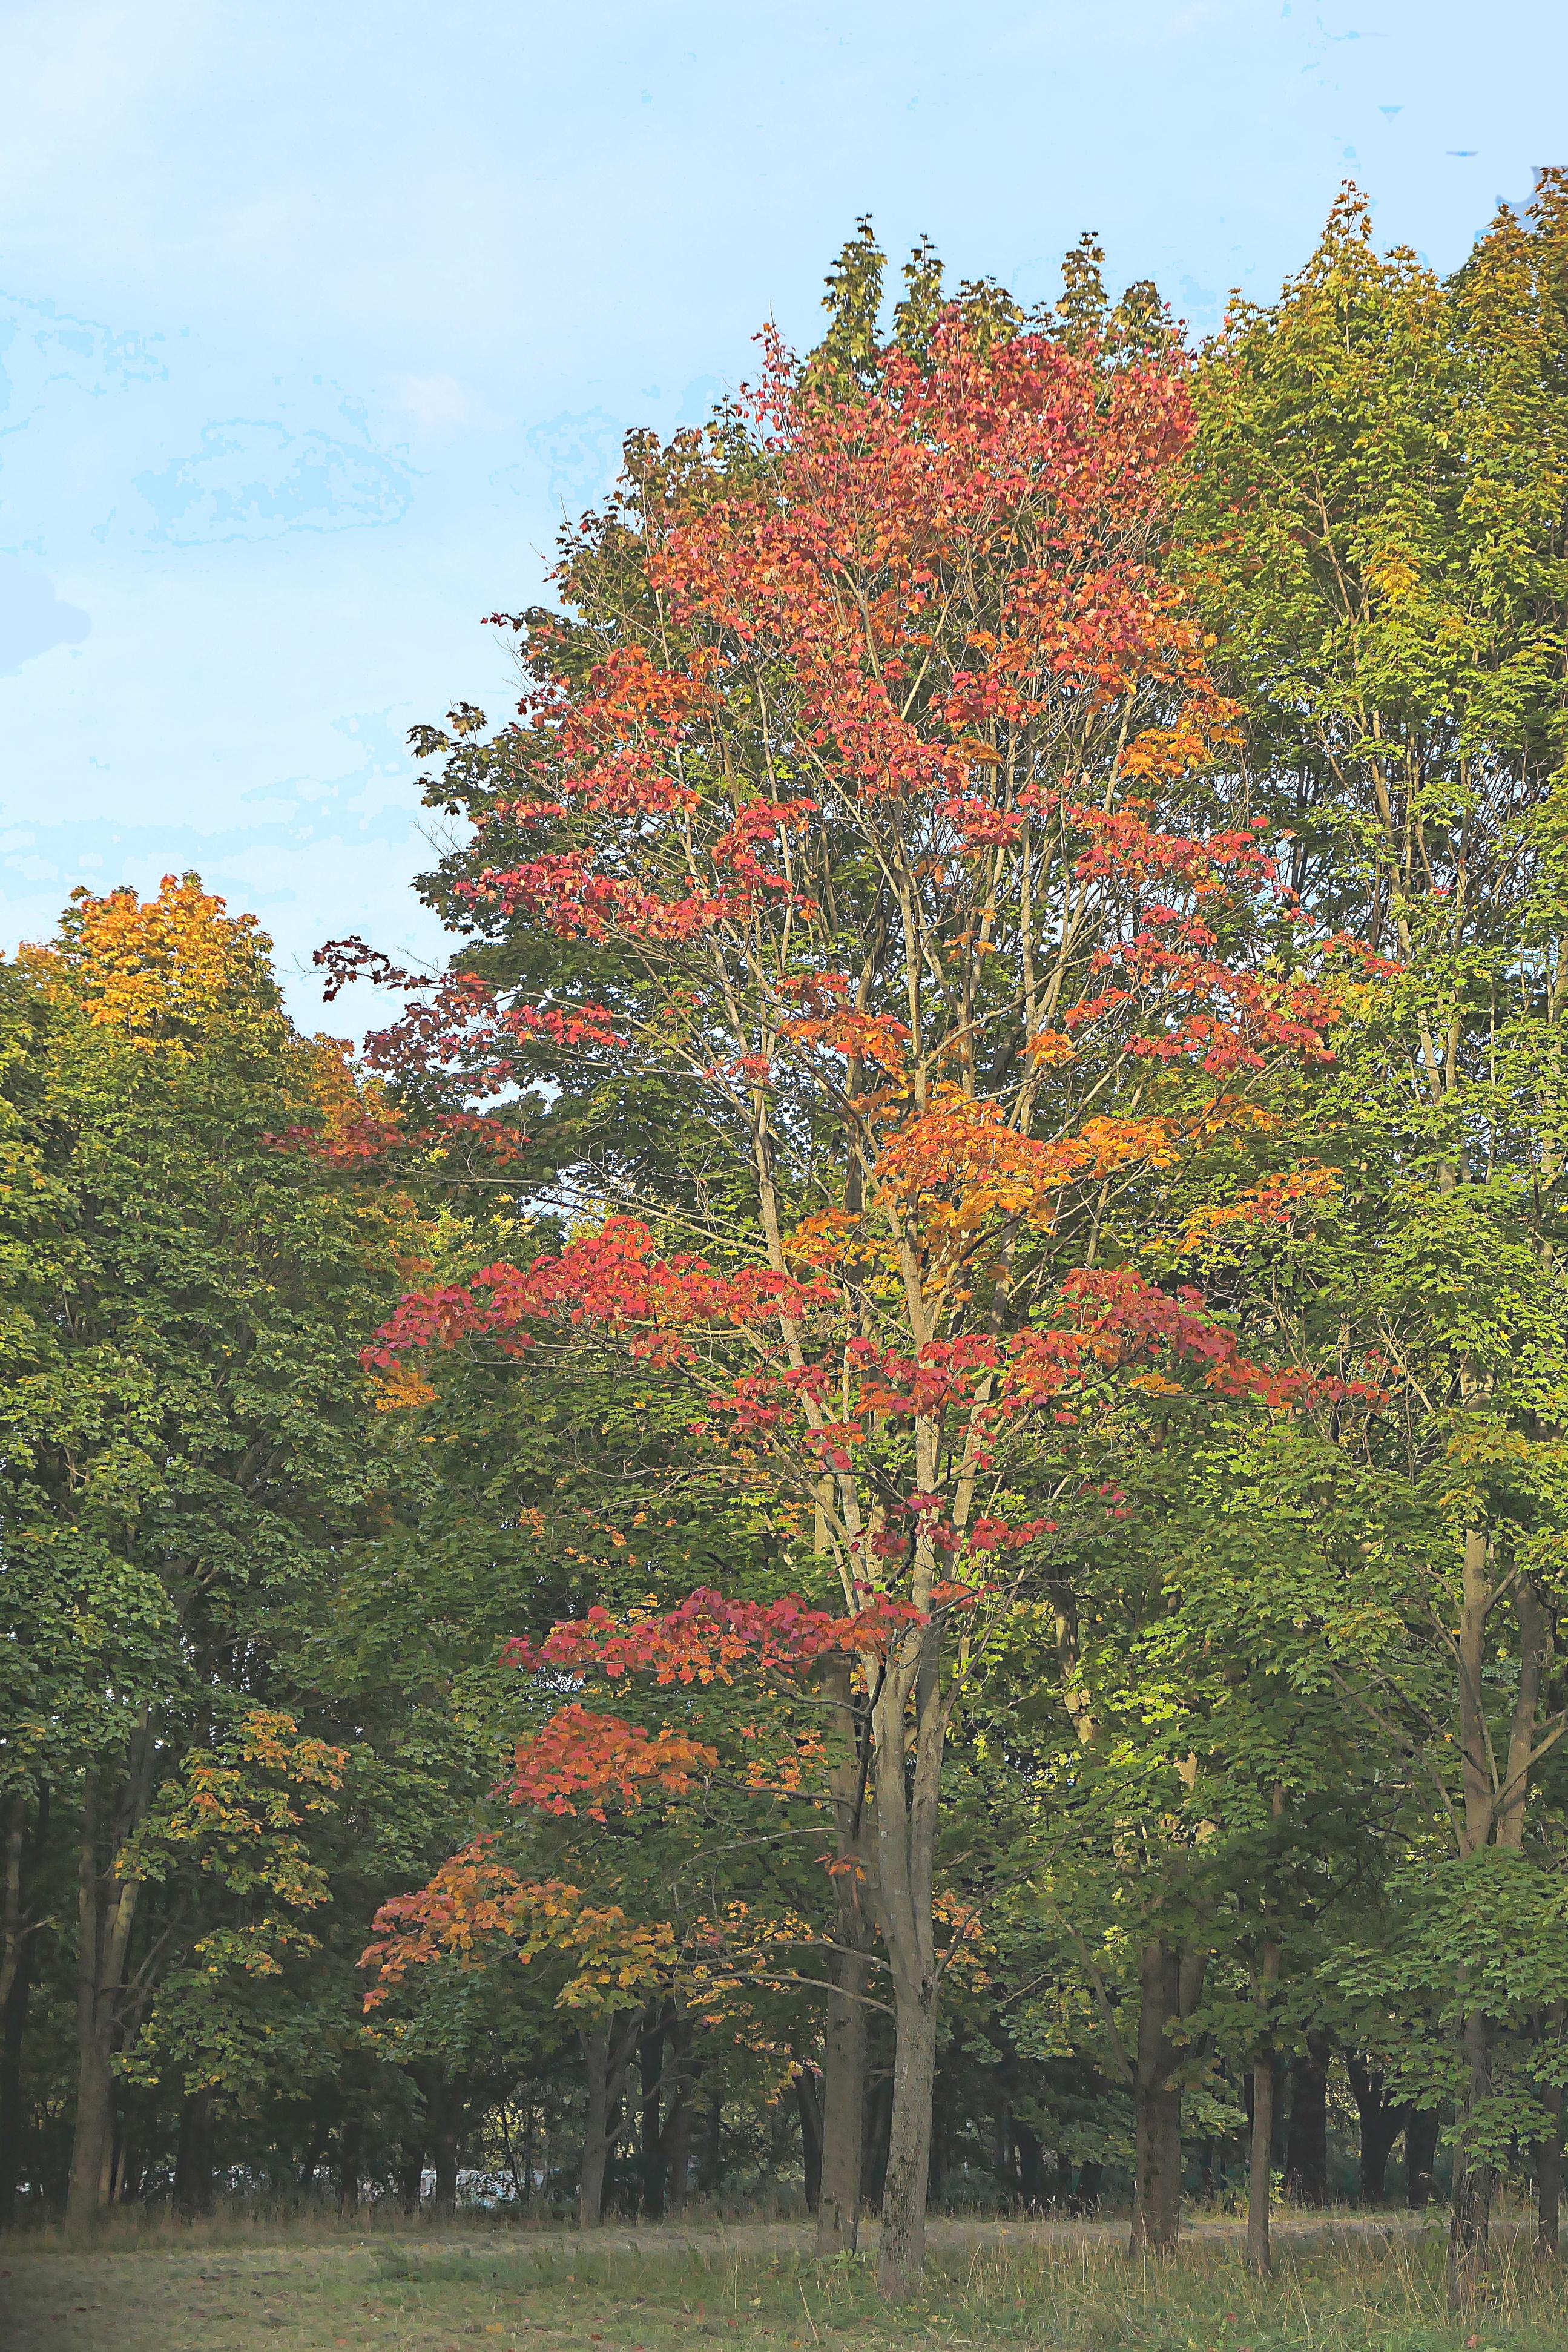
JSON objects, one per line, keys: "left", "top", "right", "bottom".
{"left": 349, "top": 272, "right": 1364, "bottom": 2288}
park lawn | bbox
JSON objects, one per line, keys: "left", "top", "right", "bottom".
{"left": 4, "top": 2217, "right": 1568, "bottom": 2352}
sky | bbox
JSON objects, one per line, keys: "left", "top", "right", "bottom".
{"left": 1, "top": 0, "right": 1563, "bottom": 1026}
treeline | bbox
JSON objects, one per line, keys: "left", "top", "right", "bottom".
{"left": 3, "top": 176, "right": 1568, "bottom": 2307}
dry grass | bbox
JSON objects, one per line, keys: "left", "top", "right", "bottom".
{"left": 4, "top": 2211, "right": 1567, "bottom": 2352}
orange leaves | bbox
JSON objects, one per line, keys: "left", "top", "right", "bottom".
{"left": 361, "top": 1843, "right": 678, "bottom": 2011}
{"left": 1178, "top": 1164, "right": 1343, "bottom": 1254}
{"left": 506, "top": 1704, "right": 717, "bottom": 1819}
{"left": 780, "top": 1009, "right": 911, "bottom": 1074}
{"left": 872, "top": 1091, "right": 1177, "bottom": 1251}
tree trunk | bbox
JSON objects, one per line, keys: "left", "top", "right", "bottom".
{"left": 1284, "top": 2032, "right": 1331, "bottom": 2206}
{"left": 66, "top": 1733, "right": 153, "bottom": 2228}
{"left": 430, "top": 2118, "right": 460, "bottom": 2219}
{"left": 877, "top": 1984, "right": 938, "bottom": 2297}
{"left": 393, "top": 2140, "right": 423, "bottom": 2214}
{"left": 659, "top": 2011, "right": 696, "bottom": 2218}
{"left": 1448, "top": 2009, "right": 1495, "bottom": 2308}
{"left": 1537, "top": 2001, "right": 1563, "bottom": 2259}
{"left": 1345, "top": 2053, "right": 1409, "bottom": 2207}
{"left": 578, "top": 2012, "right": 638, "bottom": 2229}
{"left": 297, "top": 2124, "right": 330, "bottom": 2197}
{"left": 0, "top": 1789, "right": 44, "bottom": 2228}
{"left": 640, "top": 2004, "right": 667, "bottom": 2219}
{"left": 794, "top": 2066, "right": 823, "bottom": 2215}
{"left": 815, "top": 1945, "right": 866, "bottom": 2255}
{"left": 1246, "top": 1937, "right": 1281, "bottom": 2276}
{"left": 1538, "top": 2084, "right": 1562, "bottom": 2259}
{"left": 1077, "top": 2160, "right": 1104, "bottom": 2209}
{"left": 1247, "top": 2054, "right": 1276, "bottom": 2276}
{"left": 1130, "top": 1942, "right": 1183, "bottom": 2253}
{"left": 174, "top": 2091, "right": 212, "bottom": 2220}
{"left": 337, "top": 2115, "right": 361, "bottom": 2217}
{"left": 861, "top": 2069, "right": 892, "bottom": 2210}
{"left": 67, "top": 1776, "right": 113, "bottom": 2227}
{"left": 1407, "top": 2109, "right": 1441, "bottom": 2208}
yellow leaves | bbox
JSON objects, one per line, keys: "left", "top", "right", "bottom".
{"left": 28, "top": 874, "right": 280, "bottom": 1055}
{"left": 371, "top": 1361, "right": 439, "bottom": 1413}
{"left": 1368, "top": 548, "right": 1420, "bottom": 604}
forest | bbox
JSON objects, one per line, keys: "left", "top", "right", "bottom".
{"left": 4, "top": 174, "right": 1568, "bottom": 2317}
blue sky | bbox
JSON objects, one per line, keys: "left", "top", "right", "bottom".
{"left": 1, "top": 0, "right": 1562, "bottom": 1024}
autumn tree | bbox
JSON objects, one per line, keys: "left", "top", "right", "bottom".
{"left": 350, "top": 254, "right": 1360, "bottom": 2288}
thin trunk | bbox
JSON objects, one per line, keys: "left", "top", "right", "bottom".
{"left": 0, "top": 1792, "right": 42, "bottom": 2228}
{"left": 337, "top": 2115, "right": 362, "bottom": 2217}
{"left": 67, "top": 1775, "right": 112, "bottom": 2226}
{"left": 1448, "top": 2010, "right": 1495, "bottom": 2308}
{"left": 579, "top": 2021, "right": 612, "bottom": 2228}
{"left": 815, "top": 1946, "right": 865, "bottom": 2255}
{"left": 1247, "top": 2055, "right": 1276, "bottom": 2276}
{"left": 640, "top": 2004, "right": 667, "bottom": 2219}
{"left": 1538, "top": 2001, "right": 1564, "bottom": 2259}
{"left": 1130, "top": 1941, "right": 1182, "bottom": 2253}
{"left": 1538, "top": 2085, "right": 1563, "bottom": 2259}
{"left": 1246, "top": 1939, "right": 1281, "bottom": 2276}
{"left": 795, "top": 2066, "right": 823, "bottom": 2216}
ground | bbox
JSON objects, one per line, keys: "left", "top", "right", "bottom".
{"left": 3, "top": 2213, "right": 1566, "bottom": 2352}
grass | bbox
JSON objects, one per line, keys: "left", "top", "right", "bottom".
{"left": 4, "top": 2212, "right": 1568, "bottom": 2352}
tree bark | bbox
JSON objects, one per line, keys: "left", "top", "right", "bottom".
{"left": 1538, "top": 2083, "right": 1563, "bottom": 2259}
{"left": 877, "top": 1982, "right": 939, "bottom": 2297}
{"left": 1284, "top": 2032, "right": 1331, "bottom": 2206}
{"left": 869, "top": 1608, "right": 944, "bottom": 2300}
{"left": 67, "top": 1775, "right": 113, "bottom": 2227}
{"left": 1130, "top": 1941, "right": 1187, "bottom": 2253}
{"left": 578, "top": 2011, "right": 638, "bottom": 2228}
{"left": 1246, "top": 1940, "right": 1281, "bottom": 2276}
{"left": 0, "top": 1788, "right": 44, "bottom": 2228}
{"left": 794, "top": 2066, "right": 823, "bottom": 2215}
{"left": 815, "top": 1945, "right": 866, "bottom": 2255}
{"left": 1448, "top": 2009, "right": 1495, "bottom": 2308}
{"left": 66, "top": 1730, "right": 155, "bottom": 2227}
{"left": 638, "top": 2004, "right": 667, "bottom": 2218}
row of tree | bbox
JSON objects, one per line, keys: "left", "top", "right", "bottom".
{"left": 3, "top": 175, "right": 1568, "bottom": 2310}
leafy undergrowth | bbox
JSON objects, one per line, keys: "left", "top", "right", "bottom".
{"left": 4, "top": 2217, "right": 1567, "bottom": 2352}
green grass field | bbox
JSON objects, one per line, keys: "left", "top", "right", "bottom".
{"left": 4, "top": 2215, "right": 1566, "bottom": 2352}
